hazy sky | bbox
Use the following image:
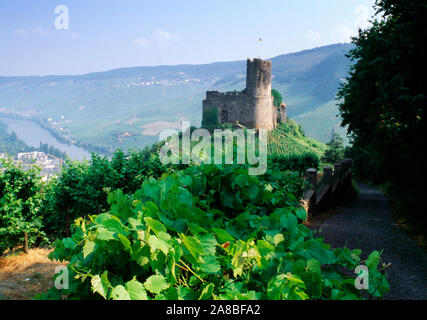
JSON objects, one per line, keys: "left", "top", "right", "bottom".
{"left": 0, "top": 0, "right": 376, "bottom": 76}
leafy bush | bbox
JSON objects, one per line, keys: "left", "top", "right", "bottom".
{"left": 41, "top": 149, "right": 178, "bottom": 238}
{"left": 269, "top": 152, "right": 319, "bottom": 174}
{"left": 271, "top": 89, "right": 283, "bottom": 108}
{"left": 202, "top": 107, "right": 219, "bottom": 130}
{"left": 40, "top": 164, "right": 389, "bottom": 300}
{"left": 0, "top": 159, "right": 47, "bottom": 253}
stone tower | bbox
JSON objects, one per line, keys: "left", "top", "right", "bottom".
{"left": 279, "top": 102, "right": 287, "bottom": 123}
{"left": 202, "top": 58, "right": 275, "bottom": 130}
{"left": 245, "top": 58, "right": 275, "bottom": 129}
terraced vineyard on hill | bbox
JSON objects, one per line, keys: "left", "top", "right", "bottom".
{"left": 268, "top": 120, "right": 327, "bottom": 157}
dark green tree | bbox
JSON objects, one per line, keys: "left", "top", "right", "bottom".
{"left": 271, "top": 89, "right": 283, "bottom": 108}
{"left": 0, "top": 159, "right": 47, "bottom": 253}
{"left": 201, "top": 107, "right": 219, "bottom": 130}
{"left": 337, "top": 0, "right": 426, "bottom": 227}
{"left": 41, "top": 149, "right": 172, "bottom": 237}
{"left": 322, "top": 133, "right": 345, "bottom": 164}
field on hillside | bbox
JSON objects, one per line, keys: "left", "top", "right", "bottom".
{"left": 268, "top": 120, "right": 327, "bottom": 157}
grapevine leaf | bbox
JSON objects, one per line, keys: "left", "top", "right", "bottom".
{"left": 91, "top": 271, "right": 111, "bottom": 299}
{"left": 62, "top": 238, "right": 76, "bottom": 249}
{"left": 273, "top": 233, "right": 285, "bottom": 246}
{"left": 199, "top": 255, "right": 221, "bottom": 274}
{"left": 179, "top": 234, "right": 204, "bottom": 262}
{"left": 188, "top": 222, "right": 208, "bottom": 235}
{"left": 199, "top": 233, "right": 218, "bottom": 256}
{"left": 111, "top": 285, "right": 131, "bottom": 300}
{"left": 96, "top": 228, "right": 115, "bottom": 241}
{"left": 148, "top": 234, "right": 171, "bottom": 255}
{"left": 211, "top": 228, "right": 235, "bottom": 243}
{"left": 247, "top": 184, "right": 260, "bottom": 200}
{"left": 142, "top": 180, "right": 161, "bottom": 203}
{"left": 101, "top": 218, "right": 128, "bottom": 236}
{"left": 144, "top": 217, "right": 166, "bottom": 235}
{"left": 144, "top": 275, "right": 169, "bottom": 294}
{"left": 257, "top": 240, "right": 275, "bottom": 257}
{"left": 234, "top": 174, "right": 246, "bottom": 189}
{"left": 280, "top": 213, "right": 298, "bottom": 231}
{"left": 131, "top": 242, "right": 150, "bottom": 266}
{"left": 179, "top": 175, "right": 192, "bottom": 186}
{"left": 366, "top": 250, "right": 381, "bottom": 269}
{"left": 176, "top": 286, "right": 196, "bottom": 300}
{"left": 295, "top": 208, "right": 307, "bottom": 221}
{"left": 198, "top": 283, "right": 214, "bottom": 300}
{"left": 118, "top": 234, "right": 131, "bottom": 250}
{"left": 306, "top": 259, "right": 321, "bottom": 275}
{"left": 126, "top": 278, "right": 148, "bottom": 300}
{"left": 291, "top": 259, "right": 306, "bottom": 276}
{"left": 83, "top": 239, "right": 96, "bottom": 259}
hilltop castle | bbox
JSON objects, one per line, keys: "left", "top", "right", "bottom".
{"left": 202, "top": 58, "right": 286, "bottom": 130}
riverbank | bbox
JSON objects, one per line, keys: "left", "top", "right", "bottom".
{"left": 0, "top": 115, "right": 92, "bottom": 160}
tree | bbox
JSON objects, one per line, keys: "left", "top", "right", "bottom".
{"left": 0, "top": 159, "right": 47, "bottom": 253}
{"left": 337, "top": 0, "right": 426, "bottom": 227}
{"left": 322, "top": 133, "right": 345, "bottom": 164}
{"left": 271, "top": 89, "right": 283, "bottom": 108}
{"left": 202, "top": 107, "right": 219, "bottom": 131}
{"left": 41, "top": 149, "right": 171, "bottom": 237}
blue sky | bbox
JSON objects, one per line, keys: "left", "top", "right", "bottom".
{"left": 0, "top": 0, "right": 376, "bottom": 76}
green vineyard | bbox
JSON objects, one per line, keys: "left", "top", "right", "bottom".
{"left": 268, "top": 120, "right": 327, "bottom": 157}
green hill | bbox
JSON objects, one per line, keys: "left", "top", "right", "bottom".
{"left": 268, "top": 120, "right": 326, "bottom": 158}
{"left": 0, "top": 43, "right": 353, "bottom": 151}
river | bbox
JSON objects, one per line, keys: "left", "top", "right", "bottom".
{"left": 0, "top": 117, "right": 91, "bottom": 160}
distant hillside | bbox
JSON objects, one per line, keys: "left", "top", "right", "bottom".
{"left": 0, "top": 43, "right": 353, "bottom": 150}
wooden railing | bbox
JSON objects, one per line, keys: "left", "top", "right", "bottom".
{"left": 300, "top": 158, "right": 353, "bottom": 218}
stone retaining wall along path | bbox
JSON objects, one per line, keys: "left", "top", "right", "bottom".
{"left": 307, "top": 182, "right": 427, "bottom": 300}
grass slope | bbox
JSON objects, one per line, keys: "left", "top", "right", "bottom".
{"left": 268, "top": 120, "right": 327, "bottom": 157}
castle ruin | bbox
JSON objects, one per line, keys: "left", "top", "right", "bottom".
{"left": 202, "top": 58, "right": 286, "bottom": 130}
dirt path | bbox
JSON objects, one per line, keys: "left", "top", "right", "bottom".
{"left": 307, "top": 182, "right": 427, "bottom": 300}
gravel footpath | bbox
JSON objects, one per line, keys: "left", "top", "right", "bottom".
{"left": 307, "top": 181, "right": 427, "bottom": 300}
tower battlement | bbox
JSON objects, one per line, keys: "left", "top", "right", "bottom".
{"left": 246, "top": 58, "right": 272, "bottom": 97}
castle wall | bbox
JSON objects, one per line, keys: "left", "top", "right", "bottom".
{"left": 202, "top": 58, "right": 275, "bottom": 130}
{"left": 203, "top": 92, "right": 250, "bottom": 125}
{"left": 244, "top": 96, "right": 274, "bottom": 129}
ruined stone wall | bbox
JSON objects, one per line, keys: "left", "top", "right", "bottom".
{"left": 202, "top": 58, "right": 275, "bottom": 130}
{"left": 203, "top": 91, "right": 249, "bottom": 125}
